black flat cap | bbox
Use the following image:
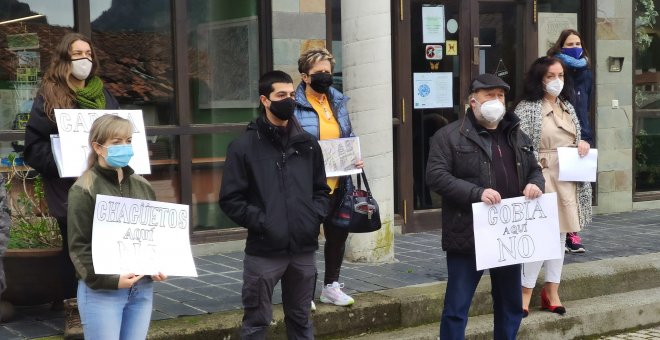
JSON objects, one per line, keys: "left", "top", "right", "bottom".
{"left": 470, "top": 73, "right": 510, "bottom": 93}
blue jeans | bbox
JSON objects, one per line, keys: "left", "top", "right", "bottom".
{"left": 440, "top": 252, "right": 523, "bottom": 340}
{"left": 77, "top": 279, "right": 154, "bottom": 340}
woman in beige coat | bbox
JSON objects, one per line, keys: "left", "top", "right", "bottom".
{"left": 514, "top": 56, "right": 592, "bottom": 316}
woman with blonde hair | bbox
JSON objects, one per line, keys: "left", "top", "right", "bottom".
{"left": 68, "top": 115, "right": 166, "bottom": 339}
{"left": 293, "top": 47, "right": 363, "bottom": 309}
{"left": 24, "top": 32, "right": 120, "bottom": 338}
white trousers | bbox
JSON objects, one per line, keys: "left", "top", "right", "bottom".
{"left": 521, "top": 233, "right": 567, "bottom": 288}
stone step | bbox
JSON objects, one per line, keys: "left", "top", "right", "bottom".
{"left": 344, "top": 286, "right": 660, "bottom": 340}
{"left": 147, "top": 253, "right": 660, "bottom": 339}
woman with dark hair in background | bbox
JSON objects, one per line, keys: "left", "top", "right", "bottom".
{"left": 548, "top": 29, "right": 594, "bottom": 254}
{"left": 514, "top": 56, "right": 592, "bottom": 317}
{"left": 24, "top": 32, "right": 120, "bottom": 339}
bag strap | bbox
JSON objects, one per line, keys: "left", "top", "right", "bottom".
{"left": 357, "top": 169, "right": 372, "bottom": 193}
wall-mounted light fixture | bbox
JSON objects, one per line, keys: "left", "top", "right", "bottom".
{"left": 608, "top": 57, "right": 624, "bottom": 72}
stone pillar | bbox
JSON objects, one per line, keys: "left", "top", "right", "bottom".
{"left": 271, "top": 0, "right": 326, "bottom": 84}
{"left": 594, "top": 0, "right": 634, "bottom": 213}
{"left": 341, "top": 0, "right": 395, "bottom": 263}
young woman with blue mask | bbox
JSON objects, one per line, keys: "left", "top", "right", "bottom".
{"left": 67, "top": 115, "right": 166, "bottom": 340}
{"left": 548, "top": 29, "right": 593, "bottom": 254}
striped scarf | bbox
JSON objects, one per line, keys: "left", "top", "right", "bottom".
{"left": 75, "top": 76, "right": 106, "bottom": 109}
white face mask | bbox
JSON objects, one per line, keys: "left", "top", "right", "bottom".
{"left": 474, "top": 99, "right": 506, "bottom": 123}
{"left": 544, "top": 78, "right": 564, "bottom": 97}
{"left": 71, "top": 58, "right": 93, "bottom": 80}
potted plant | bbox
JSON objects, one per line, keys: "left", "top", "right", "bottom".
{"left": 2, "top": 154, "right": 63, "bottom": 308}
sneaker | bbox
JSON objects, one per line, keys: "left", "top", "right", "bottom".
{"left": 310, "top": 300, "right": 316, "bottom": 312}
{"left": 63, "top": 298, "right": 84, "bottom": 340}
{"left": 566, "top": 232, "right": 586, "bottom": 253}
{"left": 320, "top": 282, "right": 354, "bottom": 306}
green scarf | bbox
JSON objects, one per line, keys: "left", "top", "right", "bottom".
{"left": 75, "top": 76, "right": 106, "bottom": 109}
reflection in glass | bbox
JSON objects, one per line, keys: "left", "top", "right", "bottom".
{"left": 0, "top": 1, "right": 73, "bottom": 161}
{"left": 90, "top": 0, "right": 176, "bottom": 126}
{"left": 410, "top": 1, "right": 460, "bottom": 210}
{"left": 633, "top": 0, "right": 660, "bottom": 193}
{"left": 188, "top": 0, "right": 260, "bottom": 124}
{"left": 142, "top": 134, "right": 180, "bottom": 203}
{"left": 191, "top": 132, "right": 242, "bottom": 230}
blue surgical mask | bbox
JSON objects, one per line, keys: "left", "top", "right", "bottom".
{"left": 561, "top": 47, "right": 583, "bottom": 59}
{"left": 100, "top": 144, "right": 134, "bottom": 168}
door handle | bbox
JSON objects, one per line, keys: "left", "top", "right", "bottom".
{"left": 473, "top": 37, "right": 492, "bottom": 65}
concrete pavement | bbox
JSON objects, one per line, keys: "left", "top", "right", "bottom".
{"left": 2, "top": 209, "right": 660, "bottom": 339}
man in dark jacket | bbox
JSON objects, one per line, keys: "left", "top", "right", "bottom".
{"left": 426, "top": 74, "right": 545, "bottom": 340}
{"left": 219, "top": 70, "right": 330, "bottom": 339}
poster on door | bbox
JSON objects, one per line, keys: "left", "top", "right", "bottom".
{"left": 472, "top": 193, "right": 561, "bottom": 271}
{"left": 413, "top": 72, "right": 452, "bottom": 108}
{"left": 422, "top": 5, "right": 445, "bottom": 43}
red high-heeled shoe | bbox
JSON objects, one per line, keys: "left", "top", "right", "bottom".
{"left": 522, "top": 308, "right": 529, "bottom": 318}
{"left": 541, "top": 288, "right": 566, "bottom": 315}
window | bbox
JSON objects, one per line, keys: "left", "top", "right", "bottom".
{"left": 0, "top": 1, "right": 74, "bottom": 166}
{"left": 634, "top": 0, "right": 660, "bottom": 195}
{"left": 188, "top": 0, "right": 261, "bottom": 230}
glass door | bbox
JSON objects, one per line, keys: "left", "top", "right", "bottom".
{"left": 410, "top": 0, "right": 461, "bottom": 211}
{"left": 392, "top": 0, "right": 531, "bottom": 232}
{"left": 472, "top": 1, "right": 529, "bottom": 106}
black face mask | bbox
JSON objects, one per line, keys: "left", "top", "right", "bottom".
{"left": 268, "top": 97, "right": 296, "bottom": 121}
{"left": 309, "top": 72, "right": 333, "bottom": 93}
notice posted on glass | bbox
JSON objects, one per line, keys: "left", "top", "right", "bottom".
{"left": 318, "top": 137, "right": 362, "bottom": 177}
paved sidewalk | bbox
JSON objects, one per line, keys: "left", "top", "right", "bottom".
{"left": 600, "top": 325, "right": 660, "bottom": 339}
{"left": 2, "top": 209, "right": 660, "bottom": 339}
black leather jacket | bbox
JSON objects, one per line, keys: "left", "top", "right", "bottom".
{"left": 219, "top": 117, "right": 330, "bottom": 256}
{"left": 426, "top": 109, "right": 545, "bottom": 254}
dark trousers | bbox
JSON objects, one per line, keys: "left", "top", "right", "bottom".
{"left": 241, "top": 252, "right": 316, "bottom": 340}
{"left": 440, "top": 252, "right": 523, "bottom": 340}
{"left": 57, "top": 217, "right": 77, "bottom": 299}
{"left": 323, "top": 223, "right": 349, "bottom": 285}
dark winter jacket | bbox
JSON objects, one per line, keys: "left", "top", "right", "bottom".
{"left": 24, "top": 89, "right": 119, "bottom": 219}
{"left": 219, "top": 117, "right": 331, "bottom": 256}
{"left": 567, "top": 66, "right": 594, "bottom": 145}
{"left": 293, "top": 82, "right": 353, "bottom": 138}
{"left": 68, "top": 163, "right": 155, "bottom": 290}
{"left": 425, "top": 109, "right": 545, "bottom": 254}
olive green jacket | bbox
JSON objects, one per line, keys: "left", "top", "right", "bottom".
{"left": 68, "top": 162, "right": 155, "bottom": 290}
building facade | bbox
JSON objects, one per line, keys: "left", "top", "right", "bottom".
{"left": 0, "top": 0, "right": 657, "bottom": 258}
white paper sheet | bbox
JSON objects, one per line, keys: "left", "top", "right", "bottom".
{"left": 557, "top": 147, "right": 598, "bottom": 182}
{"left": 413, "top": 72, "right": 453, "bottom": 109}
{"left": 422, "top": 5, "right": 445, "bottom": 43}
{"left": 473, "top": 193, "right": 561, "bottom": 271}
{"left": 50, "top": 135, "right": 63, "bottom": 177}
{"left": 53, "top": 109, "right": 151, "bottom": 178}
{"left": 92, "top": 195, "right": 198, "bottom": 277}
{"left": 318, "top": 137, "right": 362, "bottom": 177}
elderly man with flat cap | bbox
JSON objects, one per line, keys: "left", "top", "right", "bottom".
{"left": 426, "top": 74, "right": 545, "bottom": 339}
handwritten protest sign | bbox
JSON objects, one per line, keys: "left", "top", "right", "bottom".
{"left": 53, "top": 109, "right": 151, "bottom": 177}
{"left": 472, "top": 193, "right": 560, "bottom": 271}
{"left": 92, "top": 195, "right": 198, "bottom": 277}
{"left": 318, "top": 137, "right": 362, "bottom": 177}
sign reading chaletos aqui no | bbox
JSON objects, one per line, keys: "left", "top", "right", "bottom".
{"left": 472, "top": 193, "right": 561, "bottom": 271}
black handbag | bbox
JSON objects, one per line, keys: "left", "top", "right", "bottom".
{"left": 325, "top": 170, "right": 381, "bottom": 233}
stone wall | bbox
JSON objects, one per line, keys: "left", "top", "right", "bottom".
{"left": 341, "top": 0, "right": 395, "bottom": 263}
{"left": 272, "top": 0, "right": 326, "bottom": 83}
{"left": 594, "top": 0, "right": 635, "bottom": 213}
